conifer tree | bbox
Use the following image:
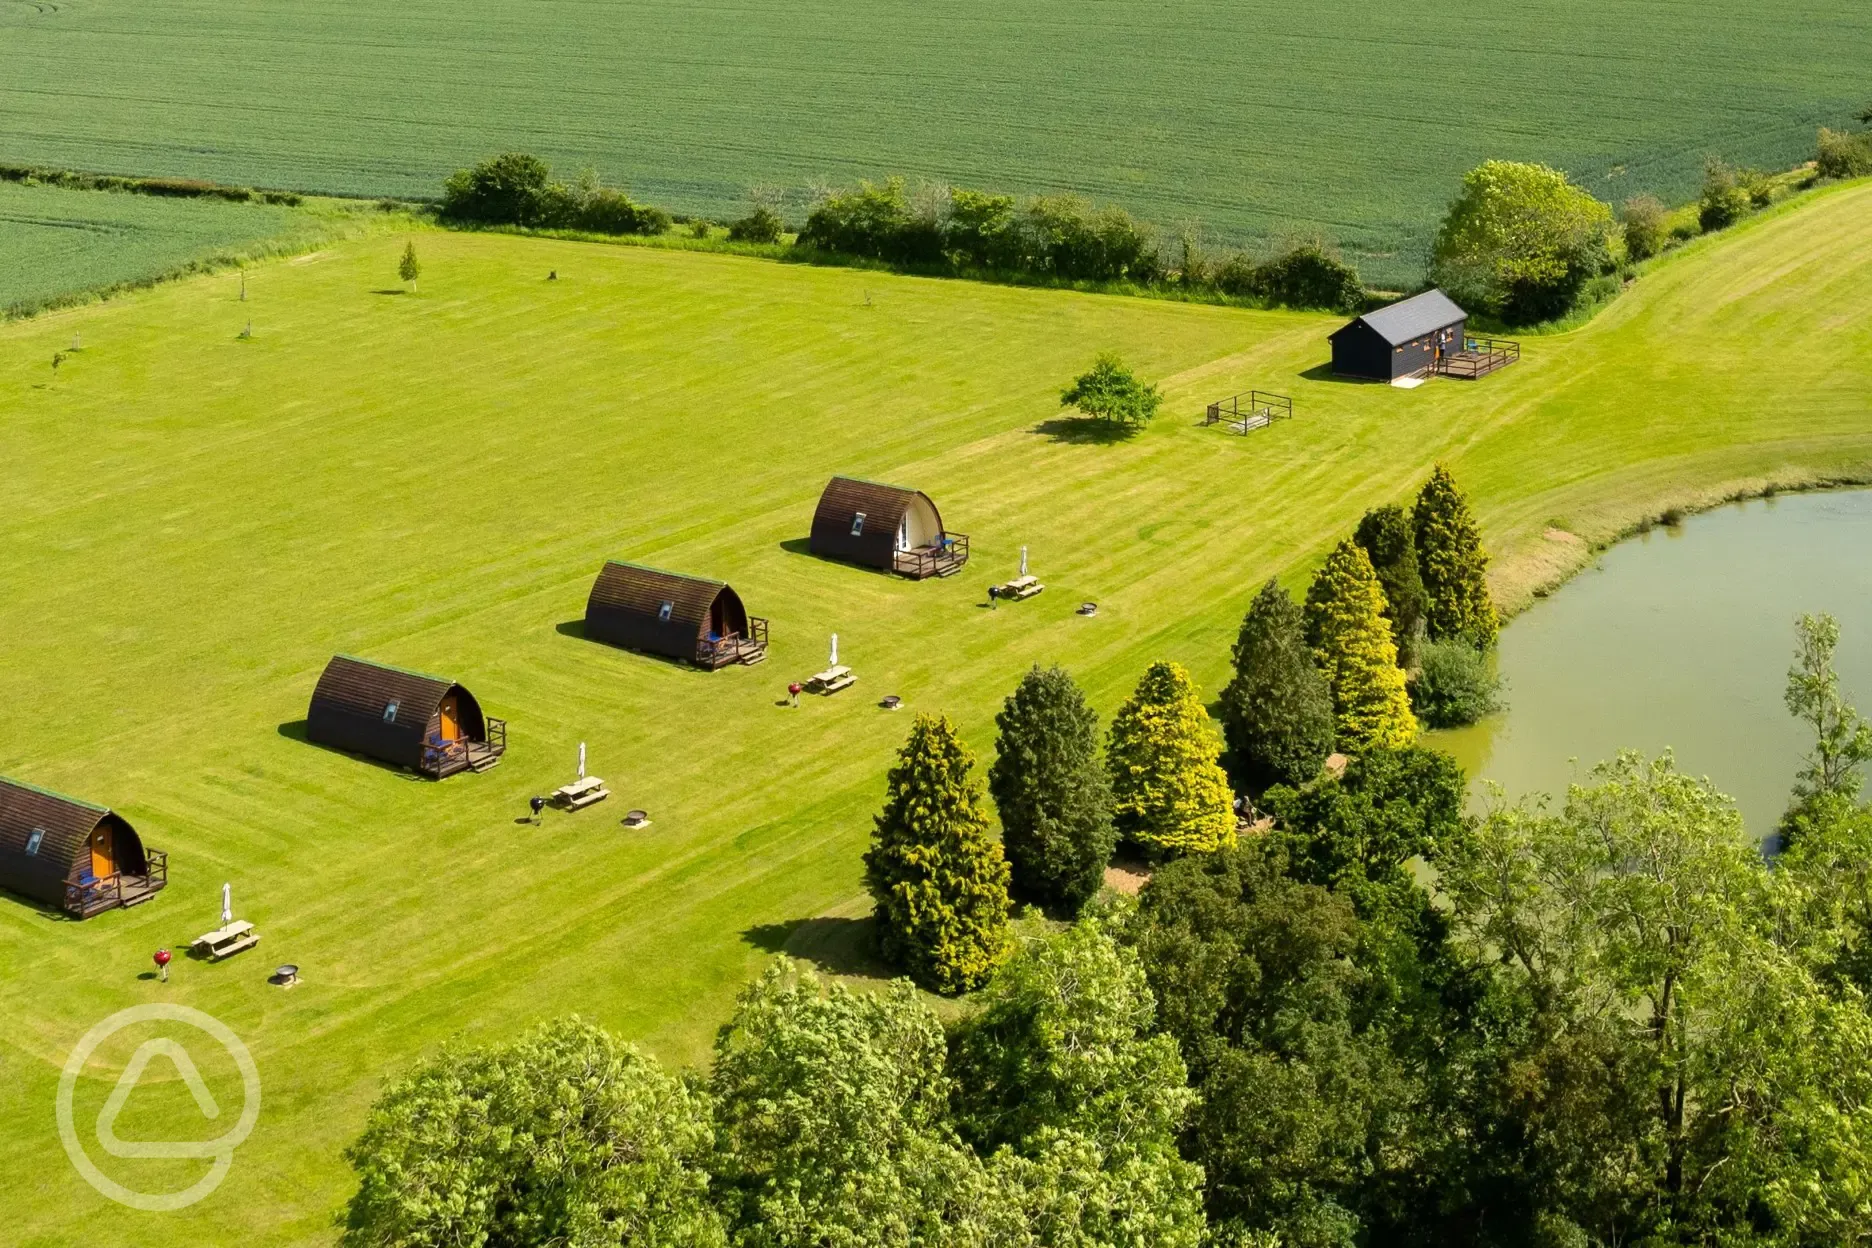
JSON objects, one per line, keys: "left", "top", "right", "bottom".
{"left": 1305, "top": 541, "right": 1418, "bottom": 751}
{"left": 398, "top": 240, "right": 422, "bottom": 292}
{"left": 864, "top": 714, "right": 1012, "bottom": 994}
{"left": 1107, "top": 661, "right": 1237, "bottom": 857}
{"left": 1220, "top": 579, "right": 1335, "bottom": 793}
{"left": 1412, "top": 464, "right": 1498, "bottom": 647}
{"left": 1353, "top": 504, "right": 1429, "bottom": 669}
{"left": 989, "top": 666, "right": 1116, "bottom": 911}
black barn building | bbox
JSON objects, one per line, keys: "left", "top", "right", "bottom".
{"left": 1329, "top": 289, "right": 1467, "bottom": 381}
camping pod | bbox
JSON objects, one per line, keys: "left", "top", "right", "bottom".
{"left": 584, "top": 561, "right": 769, "bottom": 669}
{"left": 306, "top": 655, "right": 506, "bottom": 777}
{"left": 1329, "top": 288, "right": 1468, "bottom": 381}
{"left": 809, "top": 476, "right": 970, "bottom": 579}
{"left": 0, "top": 776, "right": 167, "bottom": 917}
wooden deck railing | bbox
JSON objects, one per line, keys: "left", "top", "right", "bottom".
{"left": 894, "top": 534, "right": 970, "bottom": 579}
{"left": 64, "top": 849, "right": 168, "bottom": 917}
{"left": 697, "top": 618, "right": 770, "bottom": 667}
{"left": 422, "top": 718, "right": 508, "bottom": 775}
{"left": 1439, "top": 338, "right": 1519, "bottom": 378}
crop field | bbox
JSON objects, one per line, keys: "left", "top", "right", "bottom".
{"left": 0, "top": 179, "right": 1869, "bottom": 1246}
{"left": 2, "top": 0, "right": 1868, "bottom": 287}
{"left": 0, "top": 182, "right": 338, "bottom": 318}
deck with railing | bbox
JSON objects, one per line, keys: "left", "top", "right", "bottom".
{"left": 422, "top": 717, "right": 508, "bottom": 777}
{"left": 65, "top": 849, "right": 168, "bottom": 918}
{"left": 698, "top": 617, "right": 770, "bottom": 668}
{"left": 1437, "top": 337, "right": 1519, "bottom": 379}
{"left": 894, "top": 533, "right": 970, "bottom": 579}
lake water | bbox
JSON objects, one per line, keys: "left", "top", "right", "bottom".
{"left": 1433, "top": 490, "right": 1872, "bottom": 836}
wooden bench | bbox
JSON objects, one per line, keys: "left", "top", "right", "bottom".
{"left": 553, "top": 775, "right": 611, "bottom": 810}
{"left": 191, "top": 919, "right": 260, "bottom": 962}
{"left": 998, "top": 574, "right": 1044, "bottom": 601}
{"left": 806, "top": 665, "right": 857, "bottom": 696}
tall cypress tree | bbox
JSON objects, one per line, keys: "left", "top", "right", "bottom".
{"left": 1107, "top": 661, "right": 1238, "bottom": 857}
{"left": 1413, "top": 464, "right": 1499, "bottom": 647}
{"left": 1353, "top": 504, "right": 1429, "bottom": 669}
{"left": 864, "top": 713, "right": 1012, "bottom": 995}
{"left": 1305, "top": 541, "right": 1418, "bottom": 751}
{"left": 989, "top": 665, "right": 1116, "bottom": 911}
{"left": 1220, "top": 579, "right": 1335, "bottom": 793}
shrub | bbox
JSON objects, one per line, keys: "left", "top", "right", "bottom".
{"left": 441, "top": 151, "right": 555, "bottom": 225}
{"left": 797, "top": 177, "right": 943, "bottom": 263}
{"left": 945, "top": 188, "right": 1022, "bottom": 269}
{"left": 1817, "top": 127, "right": 1872, "bottom": 180}
{"left": 1210, "top": 251, "right": 1260, "bottom": 297}
{"left": 560, "top": 183, "right": 669, "bottom": 236}
{"left": 1060, "top": 352, "right": 1162, "bottom": 428}
{"left": 1252, "top": 240, "right": 1365, "bottom": 313}
{"left": 1411, "top": 639, "right": 1503, "bottom": 728}
{"left": 1429, "top": 160, "right": 1615, "bottom": 325}
{"left": 728, "top": 204, "right": 784, "bottom": 243}
{"left": 1108, "top": 661, "right": 1238, "bottom": 856}
{"left": 1619, "top": 194, "right": 1669, "bottom": 261}
{"left": 1220, "top": 579, "right": 1335, "bottom": 793}
{"left": 1024, "top": 194, "right": 1159, "bottom": 282}
{"left": 1699, "top": 159, "right": 1752, "bottom": 233}
{"left": 864, "top": 713, "right": 1012, "bottom": 994}
{"left": 989, "top": 666, "right": 1116, "bottom": 911}
{"left": 1304, "top": 541, "right": 1418, "bottom": 751}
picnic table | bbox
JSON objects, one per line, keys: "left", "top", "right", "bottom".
{"left": 191, "top": 919, "right": 260, "bottom": 962}
{"left": 806, "top": 664, "right": 857, "bottom": 695}
{"left": 553, "top": 775, "right": 610, "bottom": 810}
{"left": 998, "top": 574, "right": 1044, "bottom": 601}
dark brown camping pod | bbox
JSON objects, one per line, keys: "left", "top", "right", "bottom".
{"left": 0, "top": 776, "right": 168, "bottom": 917}
{"left": 808, "top": 476, "right": 969, "bottom": 579}
{"left": 306, "top": 655, "right": 507, "bottom": 777}
{"left": 584, "top": 561, "right": 769, "bottom": 669}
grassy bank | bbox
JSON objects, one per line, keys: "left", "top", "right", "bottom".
{"left": 0, "top": 178, "right": 1868, "bottom": 1246}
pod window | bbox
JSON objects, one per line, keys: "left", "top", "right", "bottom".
{"left": 24, "top": 828, "right": 44, "bottom": 856}
{"left": 383, "top": 701, "right": 399, "bottom": 723}
{"left": 657, "top": 601, "right": 674, "bottom": 622}
{"left": 851, "top": 512, "right": 866, "bottom": 536}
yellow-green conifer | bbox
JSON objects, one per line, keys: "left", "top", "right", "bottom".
{"left": 864, "top": 713, "right": 1012, "bottom": 994}
{"left": 1106, "top": 661, "right": 1237, "bottom": 856}
{"left": 1305, "top": 541, "right": 1418, "bottom": 750}
{"left": 1413, "top": 464, "right": 1499, "bottom": 647}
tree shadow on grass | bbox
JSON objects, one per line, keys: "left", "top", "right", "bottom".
{"left": 370, "top": 289, "right": 407, "bottom": 297}
{"left": 1029, "top": 417, "right": 1138, "bottom": 445}
{"left": 742, "top": 916, "right": 894, "bottom": 981}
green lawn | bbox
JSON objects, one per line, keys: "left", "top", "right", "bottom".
{"left": 1, "top": 0, "right": 1867, "bottom": 286}
{"left": 1, "top": 179, "right": 1869, "bottom": 1246}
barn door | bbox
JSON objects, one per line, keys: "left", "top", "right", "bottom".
{"left": 90, "top": 825, "right": 115, "bottom": 880}
{"left": 439, "top": 694, "right": 461, "bottom": 741}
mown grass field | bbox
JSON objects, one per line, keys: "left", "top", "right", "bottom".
{"left": 2, "top": 0, "right": 1867, "bottom": 286}
{"left": 1, "top": 179, "right": 1869, "bottom": 1247}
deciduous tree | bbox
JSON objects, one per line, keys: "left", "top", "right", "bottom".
{"left": 342, "top": 1018, "right": 724, "bottom": 1248}
{"left": 1412, "top": 465, "right": 1498, "bottom": 647}
{"left": 398, "top": 241, "right": 421, "bottom": 292}
{"left": 1107, "top": 661, "right": 1237, "bottom": 856}
{"left": 989, "top": 666, "right": 1116, "bottom": 911}
{"left": 1429, "top": 159, "right": 1616, "bottom": 324}
{"left": 865, "top": 713, "right": 1012, "bottom": 994}
{"left": 1304, "top": 541, "right": 1416, "bottom": 750}
{"left": 1060, "top": 353, "right": 1162, "bottom": 429}
{"left": 1219, "top": 578, "right": 1334, "bottom": 793}
{"left": 1786, "top": 612, "right": 1872, "bottom": 808}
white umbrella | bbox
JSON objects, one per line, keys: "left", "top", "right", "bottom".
{"left": 221, "top": 882, "right": 232, "bottom": 926}
{"left": 1019, "top": 545, "right": 1028, "bottom": 577}
{"left": 578, "top": 741, "right": 587, "bottom": 781}
{"left": 829, "top": 633, "right": 839, "bottom": 667}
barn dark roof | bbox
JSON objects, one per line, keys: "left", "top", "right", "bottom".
{"left": 585, "top": 561, "right": 745, "bottom": 660}
{"left": 1335, "top": 288, "right": 1467, "bottom": 347}
{"left": 810, "top": 476, "right": 938, "bottom": 570}
{"left": 306, "top": 655, "right": 485, "bottom": 771}
{"left": 0, "top": 776, "right": 134, "bottom": 906}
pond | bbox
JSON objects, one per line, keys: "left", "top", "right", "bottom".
{"left": 1432, "top": 490, "right": 1872, "bottom": 837}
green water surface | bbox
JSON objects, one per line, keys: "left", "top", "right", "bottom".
{"left": 1434, "top": 490, "right": 1872, "bottom": 835}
